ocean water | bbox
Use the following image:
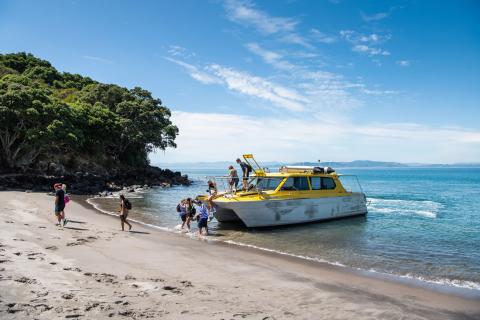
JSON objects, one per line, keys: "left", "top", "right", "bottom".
{"left": 87, "top": 167, "right": 480, "bottom": 291}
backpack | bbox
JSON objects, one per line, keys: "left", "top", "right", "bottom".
{"left": 124, "top": 199, "right": 132, "bottom": 210}
{"left": 176, "top": 203, "right": 181, "bottom": 212}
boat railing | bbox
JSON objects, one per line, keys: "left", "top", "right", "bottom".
{"left": 338, "top": 174, "right": 365, "bottom": 194}
{"left": 204, "top": 175, "right": 251, "bottom": 195}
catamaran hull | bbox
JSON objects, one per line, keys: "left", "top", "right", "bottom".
{"left": 214, "top": 193, "right": 367, "bottom": 227}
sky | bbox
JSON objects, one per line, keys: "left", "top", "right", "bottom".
{"left": 1, "top": 0, "right": 479, "bottom": 164}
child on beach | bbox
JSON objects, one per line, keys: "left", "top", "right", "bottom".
{"left": 194, "top": 201, "right": 209, "bottom": 236}
{"left": 53, "top": 183, "right": 67, "bottom": 226}
{"left": 118, "top": 195, "right": 133, "bottom": 231}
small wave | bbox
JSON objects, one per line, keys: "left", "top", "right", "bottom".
{"left": 368, "top": 198, "right": 442, "bottom": 218}
{"left": 362, "top": 268, "right": 480, "bottom": 291}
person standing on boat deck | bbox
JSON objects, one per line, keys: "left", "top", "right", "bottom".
{"left": 53, "top": 183, "right": 66, "bottom": 226}
{"left": 228, "top": 165, "right": 239, "bottom": 192}
{"left": 236, "top": 158, "right": 252, "bottom": 191}
{"left": 194, "top": 201, "right": 209, "bottom": 235}
{"left": 118, "top": 195, "right": 132, "bottom": 231}
{"left": 207, "top": 180, "right": 217, "bottom": 212}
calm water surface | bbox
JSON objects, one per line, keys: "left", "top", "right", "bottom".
{"left": 88, "top": 167, "right": 480, "bottom": 290}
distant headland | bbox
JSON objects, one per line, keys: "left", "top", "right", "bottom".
{"left": 158, "top": 160, "right": 480, "bottom": 169}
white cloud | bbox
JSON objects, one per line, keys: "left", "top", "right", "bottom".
{"left": 152, "top": 111, "right": 480, "bottom": 163}
{"left": 164, "top": 57, "right": 221, "bottom": 85}
{"left": 310, "top": 29, "right": 337, "bottom": 44}
{"left": 396, "top": 60, "right": 411, "bottom": 67}
{"left": 224, "top": 0, "right": 297, "bottom": 35}
{"left": 82, "top": 55, "right": 112, "bottom": 63}
{"left": 352, "top": 44, "right": 390, "bottom": 56}
{"left": 279, "top": 33, "right": 312, "bottom": 48}
{"left": 165, "top": 51, "right": 395, "bottom": 114}
{"left": 207, "top": 64, "right": 308, "bottom": 112}
{"left": 360, "top": 11, "right": 390, "bottom": 22}
{"left": 167, "top": 45, "right": 195, "bottom": 58}
{"left": 340, "top": 30, "right": 391, "bottom": 57}
{"left": 361, "top": 88, "right": 398, "bottom": 95}
{"left": 245, "top": 43, "right": 295, "bottom": 70}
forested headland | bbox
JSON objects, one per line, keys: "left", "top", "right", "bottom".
{"left": 0, "top": 52, "right": 189, "bottom": 193}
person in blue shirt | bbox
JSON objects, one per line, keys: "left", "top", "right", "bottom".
{"left": 194, "top": 201, "right": 209, "bottom": 235}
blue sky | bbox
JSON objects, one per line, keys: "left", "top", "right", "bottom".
{"left": 1, "top": 0, "right": 479, "bottom": 163}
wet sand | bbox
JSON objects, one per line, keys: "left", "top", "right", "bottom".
{"left": 0, "top": 191, "right": 479, "bottom": 319}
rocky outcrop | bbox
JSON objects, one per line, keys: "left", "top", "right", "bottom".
{"left": 0, "top": 165, "right": 190, "bottom": 195}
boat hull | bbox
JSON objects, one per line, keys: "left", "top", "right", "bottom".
{"left": 214, "top": 193, "right": 367, "bottom": 227}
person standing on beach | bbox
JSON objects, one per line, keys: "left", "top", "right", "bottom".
{"left": 118, "top": 195, "right": 132, "bottom": 231}
{"left": 61, "top": 184, "right": 69, "bottom": 226}
{"left": 54, "top": 183, "right": 66, "bottom": 226}
{"left": 236, "top": 158, "right": 252, "bottom": 191}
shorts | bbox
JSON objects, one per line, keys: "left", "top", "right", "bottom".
{"left": 120, "top": 212, "right": 128, "bottom": 220}
{"left": 55, "top": 204, "right": 65, "bottom": 214}
{"left": 180, "top": 214, "right": 187, "bottom": 222}
{"left": 197, "top": 218, "right": 208, "bottom": 229}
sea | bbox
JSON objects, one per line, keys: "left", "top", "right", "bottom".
{"left": 87, "top": 166, "right": 480, "bottom": 292}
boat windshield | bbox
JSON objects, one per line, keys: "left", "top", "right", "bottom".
{"left": 253, "top": 177, "right": 284, "bottom": 191}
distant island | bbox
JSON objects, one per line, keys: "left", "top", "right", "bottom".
{"left": 159, "top": 160, "right": 480, "bottom": 169}
{"left": 0, "top": 52, "right": 189, "bottom": 193}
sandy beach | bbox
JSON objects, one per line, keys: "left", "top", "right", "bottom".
{"left": 0, "top": 191, "right": 479, "bottom": 319}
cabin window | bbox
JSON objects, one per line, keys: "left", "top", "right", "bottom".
{"left": 309, "top": 177, "right": 336, "bottom": 190}
{"left": 322, "top": 177, "right": 336, "bottom": 190}
{"left": 255, "top": 177, "right": 283, "bottom": 191}
{"left": 310, "top": 177, "right": 321, "bottom": 190}
{"left": 281, "top": 177, "right": 310, "bottom": 191}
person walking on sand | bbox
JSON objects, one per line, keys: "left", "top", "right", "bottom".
{"left": 194, "top": 201, "right": 209, "bottom": 236}
{"left": 54, "top": 183, "right": 66, "bottom": 226}
{"left": 236, "top": 158, "right": 252, "bottom": 191}
{"left": 118, "top": 195, "right": 132, "bottom": 231}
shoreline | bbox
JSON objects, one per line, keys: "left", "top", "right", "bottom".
{"left": 1, "top": 191, "right": 479, "bottom": 319}
{"left": 84, "top": 194, "right": 480, "bottom": 297}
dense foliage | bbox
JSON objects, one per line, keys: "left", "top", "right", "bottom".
{"left": 0, "top": 52, "right": 178, "bottom": 172}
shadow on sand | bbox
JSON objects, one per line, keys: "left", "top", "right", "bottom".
{"left": 64, "top": 226, "right": 89, "bottom": 231}
{"left": 128, "top": 230, "right": 150, "bottom": 235}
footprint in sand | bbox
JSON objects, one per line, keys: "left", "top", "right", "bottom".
{"left": 61, "top": 293, "right": 74, "bottom": 300}
{"left": 45, "top": 245, "right": 58, "bottom": 250}
{"left": 14, "top": 276, "right": 37, "bottom": 284}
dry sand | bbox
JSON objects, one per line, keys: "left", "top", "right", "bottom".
{"left": 0, "top": 191, "right": 479, "bottom": 319}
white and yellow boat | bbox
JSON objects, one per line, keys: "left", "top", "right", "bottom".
{"left": 201, "top": 155, "right": 368, "bottom": 228}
